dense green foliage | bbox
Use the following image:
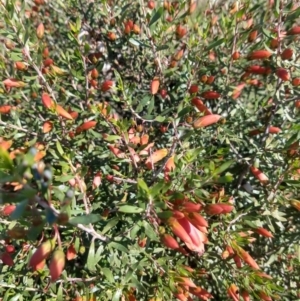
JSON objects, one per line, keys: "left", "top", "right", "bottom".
{"left": 0, "top": 0, "right": 299, "bottom": 300}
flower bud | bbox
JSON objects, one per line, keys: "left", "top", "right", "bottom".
{"left": 49, "top": 249, "right": 65, "bottom": 282}
{"left": 161, "top": 234, "right": 179, "bottom": 249}
{"left": 36, "top": 23, "right": 45, "bottom": 39}
{"left": 29, "top": 239, "right": 55, "bottom": 270}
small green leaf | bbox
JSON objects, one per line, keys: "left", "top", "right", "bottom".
{"left": 206, "top": 38, "right": 224, "bottom": 51}
{"left": 56, "top": 284, "right": 64, "bottom": 301}
{"left": 143, "top": 221, "right": 158, "bottom": 240}
{"left": 261, "top": 27, "right": 273, "bottom": 39}
{"left": 102, "top": 218, "right": 119, "bottom": 234}
{"left": 149, "top": 181, "right": 165, "bottom": 198}
{"left": 157, "top": 45, "right": 169, "bottom": 51}
{"left": 178, "top": 106, "right": 191, "bottom": 118}
{"left": 0, "top": 147, "right": 14, "bottom": 171}
{"left": 69, "top": 214, "right": 102, "bottom": 225}
{"left": 112, "top": 290, "right": 122, "bottom": 301}
{"left": 9, "top": 293, "right": 21, "bottom": 301}
{"left": 118, "top": 205, "right": 144, "bottom": 214}
{"left": 286, "top": 7, "right": 300, "bottom": 22}
{"left": 156, "top": 211, "right": 173, "bottom": 220}
{"left": 216, "top": 174, "right": 234, "bottom": 183}
{"left": 147, "top": 97, "right": 155, "bottom": 114}
{"left": 137, "top": 178, "right": 149, "bottom": 193}
{"left": 87, "top": 240, "right": 96, "bottom": 272}
{"left": 103, "top": 135, "right": 122, "bottom": 141}
{"left": 123, "top": 269, "right": 134, "bottom": 284}
{"left": 55, "top": 175, "right": 74, "bottom": 182}
{"left": 274, "top": 0, "right": 280, "bottom": 15}
{"left": 271, "top": 210, "right": 287, "bottom": 222}
{"left": 154, "top": 115, "right": 165, "bottom": 122}
{"left": 149, "top": 7, "right": 164, "bottom": 27}
{"left": 213, "top": 160, "right": 234, "bottom": 175}
{"left": 56, "top": 141, "right": 64, "bottom": 156}
{"left": 102, "top": 267, "right": 114, "bottom": 283}
{"left": 109, "top": 242, "right": 128, "bottom": 253}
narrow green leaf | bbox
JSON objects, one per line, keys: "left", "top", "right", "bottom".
{"left": 56, "top": 284, "right": 64, "bottom": 301}
{"left": 274, "top": 0, "right": 280, "bottom": 15}
{"left": 118, "top": 205, "right": 144, "bottom": 213}
{"left": 149, "top": 181, "right": 165, "bottom": 198}
{"left": 286, "top": 7, "right": 300, "bottom": 22}
{"left": 123, "top": 269, "right": 133, "bottom": 284}
{"left": 143, "top": 221, "right": 159, "bottom": 240}
{"left": 56, "top": 140, "right": 64, "bottom": 156}
{"left": 109, "top": 242, "right": 128, "bottom": 253}
{"left": 112, "top": 290, "right": 122, "bottom": 301}
{"left": 87, "top": 240, "right": 96, "bottom": 272}
{"left": 0, "top": 147, "right": 14, "bottom": 171}
{"left": 55, "top": 175, "right": 74, "bottom": 182}
{"left": 178, "top": 106, "right": 191, "bottom": 118}
{"left": 147, "top": 97, "right": 155, "bottom": 114}
{"left": 156, "top": 211, "right": 173, "bottom": 220}
{"left": 156, "top": 45, "right": 169, "bottom": 51}
{"left": 149, "top": 7, "right": 164, "bottom": 27}
{"left": 216, "top": 174, "right": 234, "bottom": 183}
{"left": 94, "top": 245, "right": 104, "bottom": 264}
{"left": 154, "top": 115, "right": 165, "bottom": 122}
{"left": 206, "top": 38, "right": 224, "bottom": 51}
{"left": 102, "top": 267, "right": 114, "bottom": 283}
{"left": 69, "top": 214, "right": 102, "bottom": 225}
{"left": 137, "top": 178, "right": 149, "bottom": 193}
{"left": 102, "top": 218, "right": 119, "bottom": 234}
{"left": 129, "top": 276, "right": 147, "bottom": 293}
{"left": 10, "top": 294, "right": 21, "bottom": 301}
{"left": 261, "top": 27, "right": 273, "bottom": 39}
{"left": 103, "top": 135, "right": 121, "bottom": 141}
{"left": 213, "top": 160, "right": 234, "bottom": 175}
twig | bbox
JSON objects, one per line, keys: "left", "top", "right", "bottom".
{"left": 36, "top": 194, "right": 109, "bottom": 242}
{"left": 226, "top": 12, "right": 239, "bottom": 87}
{"left": 228, "top": 141, "right": 251, "bottom": 165}
{"left": 67, "top": 159, "right": 91, "bottom": 215}
{"left": 57, "top": 276, "right": 100, "bottom": 283}
{"left": 139, "top": 0, "right": 163, "bottom": 75}
{"left": 129, "top": 106, "right": 156, "bottom": 123}
{"left": 0, "top": 218, "right": 11, "bottom": 225}
{"left": 121, "top": 132, "right": 138, "bottom": 171}
{"left": 0, "top": 283, "right": 55, "bottom": 294}
{"left": 226, "top": 212, "right": 248, "bottom": 232}
{"left": 112, "top": 176, "right": 137, "bottom": 184}
{"left": 23, "top": 46, "right": 57, "bottom": 103}
{"left": 0, "top": 120, "right": 38, "bottom": 136}
{"left": 81, "top": 54, "right": 90, "bottom": 104}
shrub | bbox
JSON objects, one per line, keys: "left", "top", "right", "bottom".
{"left": 0, "top": 0, "right": 299, "bottom": 300}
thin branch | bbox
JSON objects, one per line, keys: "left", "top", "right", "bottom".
{"left": 36, "top": 194, "right": 109, "bottom": 242}
{"left": 129, "top": 106, "right": 156, "bottom": 123}
{"left": 23, "top": 46, "right": 57, "bottom": 103}
{"left": 67, "top": 159, "right": 91, "bottom": 215}
{"left": 112, "top": 176, "right": 137, "bottom": 184}
{"left": 81, "top": 54, "right": 90, "bottom": 104}
{"left": 0, "top": 120, "right": 38, "bottom": 136}
{"left": 226, "top": 212, "right": 248, "bottom": 232}
{"left": 139, "top": 0, "right": 163, "bottom": 75}
{"left": 0, "top": 283, "right": 54, "bottom": 294}
{"left": 57, "top": 276, "right": 100, "bottom": 283}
